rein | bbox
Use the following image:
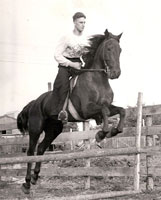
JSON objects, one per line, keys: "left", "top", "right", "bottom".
{"left": 79, "top": 68, "right": 109, "bottom": 74}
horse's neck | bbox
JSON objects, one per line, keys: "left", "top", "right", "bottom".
{"left": 84, "top": 53, "right": 102, "bottom": 70}
{"left": 82, "top": 59, "right": 107, "bottom": 82}
{"left": 84, "top": 39, "right": 104, "bottom": 70}
{"left": 91, "top": 59, "right": 102, "bottom": 69}
{"left": 89, "top": 43, "right": 103, "bottom": 69}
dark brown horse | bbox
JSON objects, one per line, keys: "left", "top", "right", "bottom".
{"left": 17, "top": 29, "right": 125, "bottom": 194}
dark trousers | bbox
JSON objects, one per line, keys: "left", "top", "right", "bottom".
{"left": 52, "top": 58, "right": 81, "bottom": 115}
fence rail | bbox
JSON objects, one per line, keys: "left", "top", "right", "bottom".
{"left": 0, "top": 147, "right": 140, "bottom": 165}
{"left": 1, "top": 124, "right": 161, "bottom": 147}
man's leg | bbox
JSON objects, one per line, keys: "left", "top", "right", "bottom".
{"left": 53, "top": 66, "right": 70, "bottom": 120}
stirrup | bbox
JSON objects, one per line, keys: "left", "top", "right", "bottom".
{"left": 58, "top": 110, "right": 68, "bottom": 123}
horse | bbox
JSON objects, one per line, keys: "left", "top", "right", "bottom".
{"left": 17, "top": 29, "right": 125, "bottom": 194}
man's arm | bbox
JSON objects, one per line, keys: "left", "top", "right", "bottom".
{"left": 54, "top": 36, "right": 71, "bottom": 67}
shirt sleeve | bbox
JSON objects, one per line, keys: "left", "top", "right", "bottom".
{"left": 54, "top": 35, "right": 72, "bottom": 67}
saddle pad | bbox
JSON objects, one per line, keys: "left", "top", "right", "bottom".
{"left": 68, "top": 99, "right": 84, "bottom": 121}
{"left": 70, "top": 76, "right": 79, "bottom": 93}
{"left": 67, "top": 76, "right": 84, "bottom": 121}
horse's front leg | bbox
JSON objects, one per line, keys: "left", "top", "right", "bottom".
{"left": 95, "top": 105, "right": 110, "bottom": 142}
{"left": 107, "top": 104, "right": 126, "bottom": 137}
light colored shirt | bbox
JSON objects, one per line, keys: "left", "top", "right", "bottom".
{"left": 54, "top": 31, "right": 90, "bottom": 67}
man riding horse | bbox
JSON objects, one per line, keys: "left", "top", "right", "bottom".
{"left": 18, "top": 12, "right": 125, "bottom": 194}
{"left": 52, "top": 12, "right": 89, "bottom": 122}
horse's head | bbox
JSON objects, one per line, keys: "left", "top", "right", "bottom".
{"left": 99, "top": 29, "right": 122, "bottom": 79}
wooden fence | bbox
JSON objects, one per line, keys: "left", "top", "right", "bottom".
{"left": 1, "top": 92, "right": 161, "bottom": 199}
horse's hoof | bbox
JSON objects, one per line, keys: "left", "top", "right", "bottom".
{"left": 21, "top": 183, "right": 30, "bottom": 194}
{"left": 109, "top": 127, "right": 122, "bottom": 137}
{"left": 111, "top": 127, "right": 118, "bottom": 136}
{"left": 95, "top": 131, "right": 106, "bottom": 142}
{"left": 31, "top": 174, "right": 37, "bottom": 185}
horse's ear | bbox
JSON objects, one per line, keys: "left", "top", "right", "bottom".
{"left": 104, "top": 29, "right": 110, "bottom": 38}
{"left": 117, "top": 33, "right": 123, "bottom": 40}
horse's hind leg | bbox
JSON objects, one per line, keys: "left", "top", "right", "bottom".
{"left": 31, "top": 119, "right": 63, "bottom": 185}
{"left": 21, "top": 131, "right": 40, "bottom": 194}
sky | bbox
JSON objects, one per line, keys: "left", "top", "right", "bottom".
{"left": 0, "top": 0, "right": 161, "bottom": 116}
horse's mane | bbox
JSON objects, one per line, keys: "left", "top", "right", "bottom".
{"left": 83, "top": 34, "right": 105, "bottom": 68}
{"left": 82, "top": 31, "right": 121, "bottom": 68}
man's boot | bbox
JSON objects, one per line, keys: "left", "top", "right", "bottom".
{"left": 58, "top": 110, "right": 68, "bottom": 123}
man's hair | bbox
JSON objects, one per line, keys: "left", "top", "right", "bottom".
{"left": 73, "top": 12, "right": 86, "bottom": 21}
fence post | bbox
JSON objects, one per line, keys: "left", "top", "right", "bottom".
{"left": 83, "top": 121, "right": 91, "bottom": 189}
{"left": 48, "top": 82, "right": 52, "bottom": 91}
{"left": 0, "top": 132, "right": 1, "bottom": 181}
{"left": 70, "top": 128, "right": 75, "bottom": 151}
{"left": 134, "top": 92, "right": 143, "bottom": 191}
{"left": 145, "top": 115, "right": 154, "bottom": 190}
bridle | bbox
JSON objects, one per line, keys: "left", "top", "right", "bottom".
{"left": 102, "top": 39, "right": 112, "bottom": 75}
{"left": 79, "top": 38, "right": 111, "bottom": 75}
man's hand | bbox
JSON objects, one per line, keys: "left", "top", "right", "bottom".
{"left": 69, "top": 62, "right": 82, "bottom": 70}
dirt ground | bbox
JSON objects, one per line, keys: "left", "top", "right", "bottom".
{"left": 1, "top": 176, "right": 161, "bottom": 200}
{"left": 1, "top": 155, "right": 161, "bottom": 200}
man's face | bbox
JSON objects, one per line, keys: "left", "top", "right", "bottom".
{"left": 74, "top": 17, "right": 86, "bottom": 32}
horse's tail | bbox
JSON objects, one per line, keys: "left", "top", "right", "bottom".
{"left": 17, "top": 111, "right": 28, "bottom": 135}
{"left": 17, "top": 100, "right": 35, "bottom": 135}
